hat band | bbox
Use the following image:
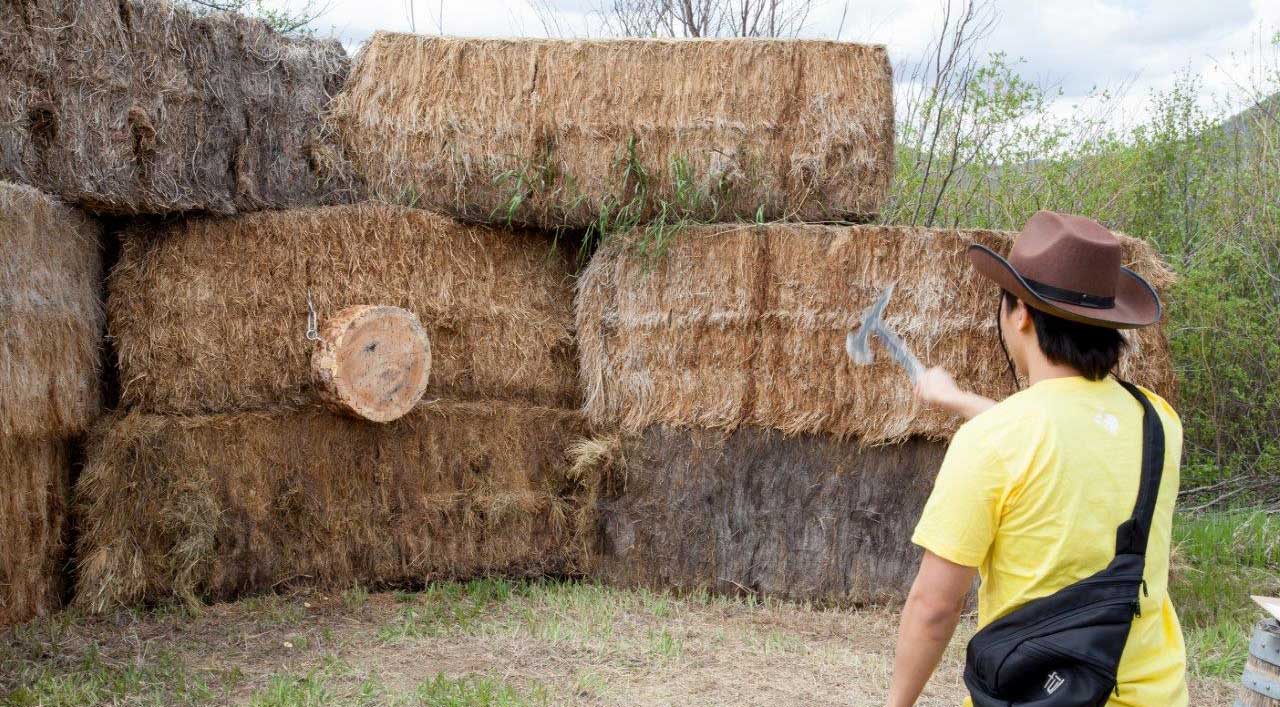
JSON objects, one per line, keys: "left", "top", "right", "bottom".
{"left": 1024, "top": 277, "right": 1115, "bottom": 309}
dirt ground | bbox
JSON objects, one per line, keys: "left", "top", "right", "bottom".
{"left": 0, "top": 580, "right": 1237, "bottom": 706}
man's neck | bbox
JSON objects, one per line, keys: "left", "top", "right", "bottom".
{"left": 1024, "top": 354, "right": 1085, "bottom": 386}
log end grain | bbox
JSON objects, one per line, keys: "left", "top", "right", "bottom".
{"left": 311, "top": 305, "right": 431, "bottom": 422}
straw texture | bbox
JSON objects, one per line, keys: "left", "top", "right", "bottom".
{"left": 109, "top": 204, "right": 578, "bottom": 414}
{"left": 0, "top": 0, "right": 357, "bottom": 215}
{"left": 0, "top": 437, "right": 70, "bottom": 626}
{"left": 577, "top": 223, "right": 1176, "bottom": 443}
{"left": 74, "top": 400, "right": 595, "bottom": 611}
{"left": 330, "top": 34, "right": 894, "bottom": 228}
{"left": 590, "top": 426, "right": 945, "bottom": 605}
{"left": 0, "top": 182, "right": 103, "bottom": 437}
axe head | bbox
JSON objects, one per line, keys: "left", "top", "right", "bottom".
{"left": 845, "top": 283, "right": 896, "bottom": 365}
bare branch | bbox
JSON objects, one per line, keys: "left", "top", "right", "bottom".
{"left": 535, "top": 0, "right": 815, "bottom": 38}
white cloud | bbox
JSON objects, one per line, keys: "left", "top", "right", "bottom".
{"left": 300, "top": 0, "right": 1279, "bottom": 119}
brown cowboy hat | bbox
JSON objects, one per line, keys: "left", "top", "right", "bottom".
{"left": 967, "top": 210, "right": 1162, "bottom": 329}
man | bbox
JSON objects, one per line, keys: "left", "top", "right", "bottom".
{"left": 886, "top": 211, "right": 1188, "bottom": 706}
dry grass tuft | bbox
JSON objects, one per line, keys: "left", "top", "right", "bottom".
{"left": 0, "top": 0, "right": 358, "bottom": 215}
{"left": 577, "top": 223, "right": 1176, "bottom": 443}
{"left": 0, "top": 182, "right": 103, "bottom": 437}
{"left": 330, "top": 34, "right": 894, "bottom": 229}
{"left": 73, "top": 400, "right": 595, "bottom": 612}
{"left": 567, "top": 434, "right": 624, "bottom": 487}
{"left": 0, "top": 437, "right": 70, "bottom": 627}
{"left": 108, "top": 203, "right": 579, "bottom": 414}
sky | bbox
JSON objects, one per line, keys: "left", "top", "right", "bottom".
{"left": 298, "top": 0, "right": 1280, "bottom": 122}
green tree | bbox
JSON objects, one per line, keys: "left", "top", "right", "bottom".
{"left": 888, "top": 27, "right": 1280, "bottom": 505}
{"left": 178, "top": 0, "right": 330, "bottom": 35}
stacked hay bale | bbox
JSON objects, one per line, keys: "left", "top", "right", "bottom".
{"left": 0, "top": 0, "right": 357, "bottom": 215}
{"left": 77, "top": 33, "right": 900, "bottom": 611}
{"left": 329, "top": 34, "right": 894, "bottom": 229}
{"left": 0, "top": 183, "right": 103, "bottom": 626}
{"left": 108, "top": 206, "right": 578, "bottom": 413}
{"left": 574, "top": 223, "right": 1177, "bottom": 605}
{"left": 0, "top": 0, "right": 368, "bottom": 622}
{"left": 34, "top": 18, "right": 1179, "bottom": 618}
{"left": 330, "top": 32, "right": 1106, "bottom": 606}
{"left": 76, "top": 204, "right": 591, "bottom": 610}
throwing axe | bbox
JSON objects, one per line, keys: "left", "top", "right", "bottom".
{"left": 845, "top": 283, "right": 925, "bottom": 384}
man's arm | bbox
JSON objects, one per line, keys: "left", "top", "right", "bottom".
{"left": 887, "top": 551, "right": 978, "bottom": 707}
{"left": 914, "top": 367, "right": 995, "bottom": 420}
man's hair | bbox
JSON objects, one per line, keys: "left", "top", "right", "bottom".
{"left": 1001, "top": 290, "right": 1126, "bottom": 381}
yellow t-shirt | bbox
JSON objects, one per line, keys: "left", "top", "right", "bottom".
{"left": 912, "top": 375, "right": 1188, "bottom": 707}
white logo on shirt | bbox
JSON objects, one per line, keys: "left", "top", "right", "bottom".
{"left": 1045, "top": 671, "right": 1066, "bottom": 694}
{"left": 1094, "top": 411, "right": 1120, "bottom": 436}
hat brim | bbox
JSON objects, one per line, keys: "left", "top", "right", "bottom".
{"left": 967, "top": 244, "right": 1162, "bottom": 329}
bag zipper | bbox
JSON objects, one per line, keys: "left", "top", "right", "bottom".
{"left": 1026, "top": 637, "right": 1122, "bottom": 674}
{"left": 978, "top": 597, "right": 1138, "bottom": 680}
{"left": 1061, "top": 573, "right": 1144, "bottom": 590}
{"left": 982, "top": 588, "right": 1139, "bottom": 650}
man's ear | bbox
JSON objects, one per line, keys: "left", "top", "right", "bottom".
{"left": 1013, "top": 299, "right": 1035, "bottom": 332}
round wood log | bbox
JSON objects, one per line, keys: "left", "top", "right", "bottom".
{"left": 311, "top": 305, "right": 431, "bottom": 422}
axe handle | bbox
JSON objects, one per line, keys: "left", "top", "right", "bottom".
{"left": 870, "top": 325, "right": 925, "bottom": 384}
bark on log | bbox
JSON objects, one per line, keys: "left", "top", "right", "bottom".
{"left": 311, "top": 305, "right": 431, "bottom": 422}
{"left": 596, "top": 426, "right": 945, "bottom": 606}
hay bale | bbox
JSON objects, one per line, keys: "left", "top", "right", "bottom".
{"left": 73, "top": 400, "right": 595, "bottom": 611}
{"left": 0, "top": 0, "right": 357, "bottom": 215}
{"left": 577, "top": 223, "right": 1176, "bottom": 443}
{"left": 109, "top": 203, "right": 578, "bottom": 414}
{"left": 0, "top": 182, "right": 103, "bottom": 438}
{"left": 330, "top": 34, "right": 894, "bottom": 228}
{"left": 0, "top": 182, "right": 96, "bottom": 626}
{"left": 591, "top": 426, "right": 944, "bottom": 605}
{"left": 0, "top": 436, "right": 71, "bottom": 626}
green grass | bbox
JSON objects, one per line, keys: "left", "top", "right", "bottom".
{"left": 489, "top": 139, "right": 766, "bottom": 267}
{"left": 2, "top": 648, "right": 215, "bottom": 707}
{"left": 342, "top": 586, "right": 370, "bottom": 610}
{"left": 645, "top": 628, "right": 683, "bottom": 660}
{"left": 377, "top": 579, "right": 517, "bottom": 643}
{"left": 246, "top": 665, "right": 545, "bottom": 707}
{"left": 1, "top": 516, "right": 1261, "bottom": 704}
{"left": 251, "top": 670, "right": 335, "bottom": 707}
{"left": 375, "top": 578, "right": 698, "bottom": 649}
{"left": 1170, "top": 508, "right": 1280, "bottom": 679}
{"left": 240, "top": 593, "right": 307, "bottom": 626}
{"left": 407, "top": 674, "right": 549, "bottom": 706}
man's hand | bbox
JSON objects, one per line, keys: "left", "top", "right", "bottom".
{"left": 887, "top": 551, "right": 978, "bottom": 707}
{"left": 914, "top": 367, "right": 996, "bottom": 420}
{"left": 914, "top": 367, "right": 964, "bottom": 407}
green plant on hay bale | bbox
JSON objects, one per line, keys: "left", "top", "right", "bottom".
{"left": 576, "top": 222, "right": 1176, "bottom": 444}
{"left": 0, "top": 0, "right": 358, "bottom": 215}
{"left": 108, "top": 203, "right": 579, "bottom": 415}
{"left": 492, "top": 140, "right": 744, "bottom": 262}
{"left": 329, "top": 34, "right": 894, "bottom": 230}
{"left": 73, "top": 400, "right": 597, "bottom": 612}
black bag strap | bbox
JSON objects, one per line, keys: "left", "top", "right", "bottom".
{"left": 1114, "top": 380, "right": 1166, "bottom": 557}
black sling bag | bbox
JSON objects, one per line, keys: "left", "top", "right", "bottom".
{"left": 963, "top": 380, "right": 1165, "bottom": 706}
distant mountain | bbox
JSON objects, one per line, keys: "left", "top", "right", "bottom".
{"left": 1219, "top": 91, "right": 1280, "bottom": 141}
